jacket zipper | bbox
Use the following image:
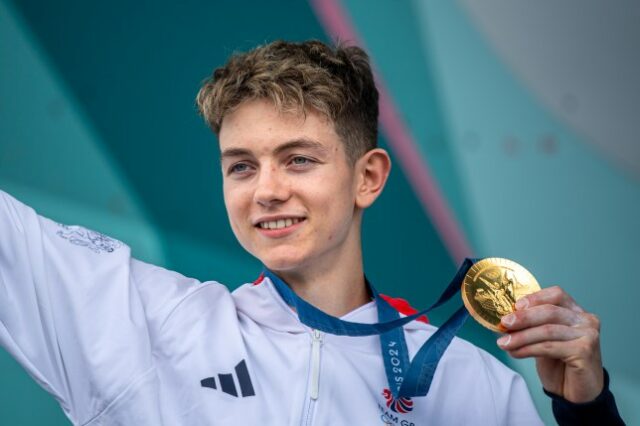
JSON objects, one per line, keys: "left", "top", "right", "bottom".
{"left": 310, "top": 329, "right": 322, "bottom": 400}
{"left": 303, "top": 329, "right": 323, "bottom": 426}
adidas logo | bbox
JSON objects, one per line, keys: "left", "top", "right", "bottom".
{"left": 201, "top": 359, "right": 256, "bottom": 397}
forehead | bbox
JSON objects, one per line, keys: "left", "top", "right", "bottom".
{"left": 218, "top": 99, "right": 341, "bottom": 153}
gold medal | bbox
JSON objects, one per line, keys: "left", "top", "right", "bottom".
{"left": 461, "top": 258, "right": 541, "bottom": 332}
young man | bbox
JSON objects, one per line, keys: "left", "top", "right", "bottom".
{"left": 0, "top": 40, "right": 623, "bottom": 425}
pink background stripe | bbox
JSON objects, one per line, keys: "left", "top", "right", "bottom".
{"left": 309, "top": 0, "right": 473, "bottom": 261}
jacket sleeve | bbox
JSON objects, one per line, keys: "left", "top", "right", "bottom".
{"left": 545, "top": 368, "right": 625, "bottom": 426}
{"left": 0, "top": 189, "right": 157, "bottom": 424}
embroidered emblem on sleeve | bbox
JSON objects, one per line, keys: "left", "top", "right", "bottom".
{"left": 56, "top": 224, "right": 123, "bottom": 253}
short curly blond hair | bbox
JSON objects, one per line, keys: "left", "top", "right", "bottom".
{"left": 196, "top": 40, "right": 379, "bottom": 162}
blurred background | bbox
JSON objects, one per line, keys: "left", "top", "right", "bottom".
{"left": 1, "top": 0, "right": 638, "bottom": 424}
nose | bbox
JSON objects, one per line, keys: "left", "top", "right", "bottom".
{"left": 253, "top": 165, "right": 290, "bottom": 207}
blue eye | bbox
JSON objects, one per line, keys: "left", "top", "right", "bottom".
{"left": 291, "top": 156, "right": 311, "bottom": 165}
{"left": 229, "top": 163, "right": 250, "bottom": 174}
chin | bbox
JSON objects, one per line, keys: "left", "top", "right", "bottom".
{"left": 258, "top": 252, "right": 308, "bottom": 273}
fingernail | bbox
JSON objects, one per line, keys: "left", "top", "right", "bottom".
{"left": 515, "top": 297, "right": 529, "bottom": 310}
{"left": 502, "top": 314, "right": 516, "bottom": 326}
{"left": 497, "top": 334, "right": 511, "bottom": 347}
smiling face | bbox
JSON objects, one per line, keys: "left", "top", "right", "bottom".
{"left": 219, "top": 99, "right": 364, "bottom": 274}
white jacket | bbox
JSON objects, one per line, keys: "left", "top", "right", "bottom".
{"left": 0, "top": 190, "right": 543, "bottom": 425}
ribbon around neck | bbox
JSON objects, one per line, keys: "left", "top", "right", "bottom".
{"left": 263, "top": 258, "right": 478, "bottom": 398}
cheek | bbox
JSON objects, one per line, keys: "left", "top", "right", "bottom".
{"left": 324, "top": 198, "right": 355, "bottom": 241}
{"left": 223, "top": 190, "right": 245, "bottom": 230}
{"left": 223, "top": 197, "right": 255, "bottom": 253}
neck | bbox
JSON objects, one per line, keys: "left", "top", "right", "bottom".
{"left": 274, "top": 234, "right": 370, "bottom": 317}
{"left": 280, "top": 267, "right": 370, "bottom": 318}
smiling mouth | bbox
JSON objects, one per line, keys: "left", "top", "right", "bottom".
{"left": 256, "top": 218, "right": 305, "bottom": 230}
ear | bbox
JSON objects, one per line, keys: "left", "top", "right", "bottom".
{"left": 355, "top": 148, "right": 392, "bottom": 209}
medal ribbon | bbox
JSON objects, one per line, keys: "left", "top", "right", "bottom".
{"left": 263, "top": 257, "right": 478, "bottom": 399}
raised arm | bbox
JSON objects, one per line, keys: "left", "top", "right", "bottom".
{"left": 0, "top": 189, "right": 158, "bottom": 424}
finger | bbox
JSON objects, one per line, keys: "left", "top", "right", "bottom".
{"left": 497, "top": 324, "right": 583, "bottom": 351}
{"left": 506, "top": 340, "right": 575, "bottom": 360}
{"left": 506, "top": 330, "right": 599, "bottom": 361}
{"left": 516, "top": 286, "right": 583, "bottom": 313}
{"left": 501, "top": 304, "right": 584, "bottom": 331}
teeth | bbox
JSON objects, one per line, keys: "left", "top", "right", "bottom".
{"left": 258, "top": 218, "right": 301, "bottom": 230}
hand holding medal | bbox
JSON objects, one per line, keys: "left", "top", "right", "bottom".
{"left": 461, "top": 258, "right": 604, "bottom": 403}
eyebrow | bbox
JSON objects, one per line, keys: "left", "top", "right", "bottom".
{"left": 220, "top": 138, "right": 329, "bottom": 161}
